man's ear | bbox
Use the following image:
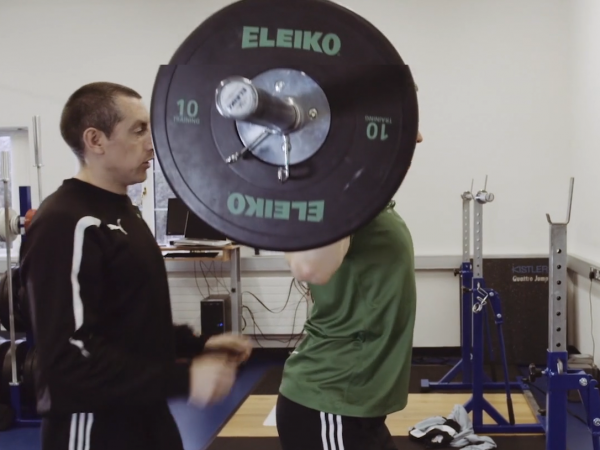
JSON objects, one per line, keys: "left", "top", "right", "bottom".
{"left": 81, "top": 127, "right": 106, "bottom": 156}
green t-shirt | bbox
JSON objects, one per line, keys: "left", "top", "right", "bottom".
{"left": 279, "top": 203, "right": 417, "bottom": 418}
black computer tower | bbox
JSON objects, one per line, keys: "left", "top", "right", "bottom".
{"left": 200, "top": 294, "right": 232, "bottom": 337}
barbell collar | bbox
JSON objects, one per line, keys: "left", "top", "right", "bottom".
{"left": 215, "top": 76, "right": 300, "bottom": 133}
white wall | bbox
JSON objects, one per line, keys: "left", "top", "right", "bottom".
{"left": 0, "top": 0, "right": 572, "bottom": 254}
{"left": 569, "top": 272, "right": 599, "bottom": 361}
{"left": 378, "top": 0, "right": 572, "bottom": 256}
{"left": 569, "top": 0, "right": 600, "bottom": 261}
{"left": 0, "top": 0, "right": 575, "bottom": 346}
{"left": 168, "top": 272, "right": 312, "bottom": 345}
{"left": 566, "top": 0, "right": 600, "bottom": 364}
{"left": 166, "top": 267, "right": 460, "bottom": 347}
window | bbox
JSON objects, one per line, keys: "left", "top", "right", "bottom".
{"left": 0, "top": 135, "right": 147, "bottom": 250}
{"left": 127, "top": 183, "right": 144, "bottom": 210}
{"left": 0, "top": 137, "right": 13, "bottom": 250}
{"left": 152, "top": 159, "right": 176, "bottom": 245}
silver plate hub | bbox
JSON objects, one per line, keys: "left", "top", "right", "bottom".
{"left": 235, "top": 68, "right": 331, "bottom": 166}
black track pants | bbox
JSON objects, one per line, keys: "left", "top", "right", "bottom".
{"left": 40, "top": 403, "right": 184, "bottom": 450}
{"left": 276, "top": 394, "right": 397, "bottom": 450}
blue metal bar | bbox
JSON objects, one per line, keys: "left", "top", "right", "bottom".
{"left": 542, "top": 350, "right": 600, "bottom": 450}
{"left": 421, "top": 380, "right": 522, "bottom": 391}
{"left": 487, "top": 290, "right": 515, "bottom": 424}
{"left": 484, "top": 305, "right": 497, "bottom": 381}
{"left": 545, "top": 364, "right": 570, "bottom": 449}
{"left": 578, "top": 375, "right": 600, "bottom": 449}
{"left": 434, "top": 359, "right": 462, "bottom": 383}
{"left": 18, "top": 186, "right": 31, "bottom": 218}
{"left": 461, "top": 262, "right": 473, "bottom": 384}
{"left": 17, "top": 186, "right": 35, "bottom": 347}
{"left": 469, "top": 277, "right": 485, "bottom": 429}
{"left": 9, "top": 383, "right": 38, "bottom": 426}
{"left": 463, "top": 278, "right": 544, "bottom": 435}
{"left": 420, "top": 262, "right": 475, "bottom": 391}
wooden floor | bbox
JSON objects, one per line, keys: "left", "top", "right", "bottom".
{"left": 218, "top": 393, "right": 542, "bottom": 437}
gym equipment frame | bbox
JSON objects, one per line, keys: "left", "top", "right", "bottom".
{"left": 421, "top": 178, "right": 544, "bottom": 434}
{"left": 528, "top": 178, "right": 600, "bottom": 450}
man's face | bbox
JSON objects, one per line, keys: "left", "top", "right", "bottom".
{"left": 100, "top": 95, "right": 154, "bottom": 187}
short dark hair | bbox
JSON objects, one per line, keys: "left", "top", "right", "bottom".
{"left": 60, "top": 82, "right": 142, "bottom": 162}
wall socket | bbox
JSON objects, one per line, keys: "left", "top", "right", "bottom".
{"left": 590, "top": 267, "right": 600, "bottom": 281}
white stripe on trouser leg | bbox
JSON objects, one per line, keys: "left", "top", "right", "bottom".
{"left": 328, "top": 414, "right": 337, "bottom": 450}
{"left": 69, "top": 414, "right": 77, "bottom": 450}
{"left": 77, "top": 413, "right": 86, "bottom": 450}
{"left": 336, "top": 415, "right": 345, "bottom": 450}
{"left": 320, "top": 412, "right": 329, "bottom": 450}
{"left": 68, "top": 413, "right": 94, "bottom": 450}
{"left": 84, "top": 413, "right": 94, "bottom": 450}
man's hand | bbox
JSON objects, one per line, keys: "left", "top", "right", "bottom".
{"left": 204, "top": 333, "right": 252, "bottom": 364}
{"left": 189, "top": 353, "right": 238, "bottom": 407}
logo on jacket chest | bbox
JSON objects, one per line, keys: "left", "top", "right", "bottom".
{"left": 107, "top": 219, "right": 128, "bottom": 235}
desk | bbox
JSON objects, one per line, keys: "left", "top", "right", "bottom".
{"left": 161, "top": 245, "right": 242, "bottom": 333}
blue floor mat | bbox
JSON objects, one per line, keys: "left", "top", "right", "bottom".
{"left": 0, "top": 427, "right": 41, "bottom": 450}
{"left": 0, "top": 359, "right": 277, "bottom": 450}
{"left": 171, "top": 359, "right": 276, "bottom": 450}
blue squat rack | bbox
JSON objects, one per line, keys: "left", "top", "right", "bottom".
{"left": 421, "top": 178, "right": 543, "bottom": 434}
{"left": 420, "top": 184, "right": 478, "bottom": 391}
{"left": 421, "top": 177, "right": 600, "bottom": 449}
{"left": 532, "top": 178, "right": 600, "bottom": 450}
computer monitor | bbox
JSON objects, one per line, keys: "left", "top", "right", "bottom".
{"left": 184, "top": 210, "right": 227, "bottom": 241}
{"left": 166, "top": 198, "right": 188, "bottom": 235}
{"left": 166, "top": 198, "right": 227, "bottom": 241}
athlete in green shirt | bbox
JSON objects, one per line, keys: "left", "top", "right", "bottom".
{"left": 276, "top": 126, "right": 423, "bottom": 450}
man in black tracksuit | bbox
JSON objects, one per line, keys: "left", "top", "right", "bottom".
{"left": 19, "top": 82, "right": 252, "bottom": 450}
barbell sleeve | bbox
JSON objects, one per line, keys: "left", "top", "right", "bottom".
{"left": 215, "top": 76, "right": 300, "bottom": 133}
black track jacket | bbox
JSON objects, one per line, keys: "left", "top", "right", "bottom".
{"left": 19, "top": 178, "right": 205, "bottom": 416}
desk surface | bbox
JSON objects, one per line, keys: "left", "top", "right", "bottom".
{"left": 161, "top": 245, "right": 240, "bottom": 262}
{"left": 160, "top": 244, "right": 239, "bottom": 251}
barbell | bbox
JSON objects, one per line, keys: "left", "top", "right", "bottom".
{"left": 150, "top": 0, "right": 419, "bottom": 252}
{"left": 0, "top": 208, "right": 35, "bottom": 333}
{"left": 0, "top": 267, "right": 27, "bottom": 333}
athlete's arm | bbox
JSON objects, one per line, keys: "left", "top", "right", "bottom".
{"left": 284, "top": 236, "right": 351, "bottom": 285}
{"left": 20, "top": 211, "right": 191, "bottom": 414}
{"left": 174, "top": 324, "right": 252, "bottom": 366}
